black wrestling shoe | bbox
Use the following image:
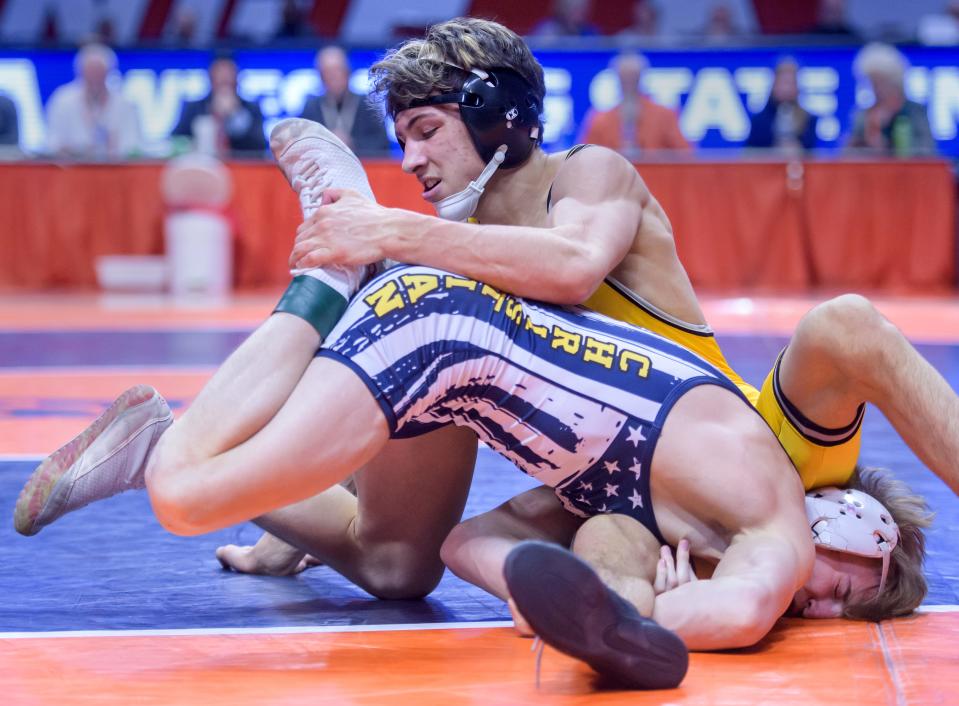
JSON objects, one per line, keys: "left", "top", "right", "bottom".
{"left": 504, "top": 541, "right": 688, "bottom": 690}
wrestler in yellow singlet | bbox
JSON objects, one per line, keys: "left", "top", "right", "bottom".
{"left": 584, "top": 278, "right": 861, "bottom": 490}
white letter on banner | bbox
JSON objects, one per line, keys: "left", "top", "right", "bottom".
{"left": 797, "top": 67, "right": 838, "bottom": 118}
{"left": 280, "top": 69, "right": 320, "bottom": 118}
{"left": 0, "top": 59, "right": 45, "bottom": 151}
{"left": 543, "top": 68, "right": 573, "bottom": 144}
{"left": 238, "top": 69, "right": 281, "bottom": 118}
{"left": 588, "top": 68, "right": 620, "bottom": 112}
{"left": 734, "top": 67, "right": 773, "bottom": 113}
{"left": 122, "top": 69, "right": 209, "bottom": 142}
{"left": 930, "top": 67, "right": 959, "bottom": 140}
{"left": 643, "top": 68, "right": 693, "bottom": 110}
{"left": 680, "top": 68, "right": 749, "bottom": 141}
{"left": 905, "top": 66, "right": 930, "bottom": 104}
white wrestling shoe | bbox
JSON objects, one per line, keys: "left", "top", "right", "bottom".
{"left": 14, "top": 385, "right": 173, "bottom": 536}
{"left": 270, "top": 117, "right": 377, "bottom": 299}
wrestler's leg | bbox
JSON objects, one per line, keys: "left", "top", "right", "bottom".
{"left": 570, "top": 513, "right": 660, "bottom": 617}
{"left": 440, "top": 486, "right": 583, "bottom": 600}
{"left": 781, "top": 294, "right": 959, "bottom": 494}
{"left": 475, "top": 502, "right": 688, "bottom": 628}
{"left": 13, "top": 310, "right": 328, "bottom": 536}
{"left": 146, "top": 357, "right": 389, "bottom": 535}
{"left": 162, "top": 313, "right": 321, "bottom": 462}
{"left": 248, "top": 426, "right": 479, "bottom": 599}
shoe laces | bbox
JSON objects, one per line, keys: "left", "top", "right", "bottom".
{"left": 292, "top": 158, "right": 331, "bottom": 219}
{"left": 288, "top": 155, "right": 377, "bottom": 294}
{"left": 531, "top": 635, "right": 546, "bottom": 689}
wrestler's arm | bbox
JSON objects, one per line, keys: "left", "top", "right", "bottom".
{"left": 651, "top": 531, "right": 807, "bottom": 651}
{"left": 290, "top": 147, "right": 643, "bottom": 305}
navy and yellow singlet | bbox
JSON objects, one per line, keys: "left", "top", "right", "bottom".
{"left": 319, "top": 265, "right": 750, "bottom": 541}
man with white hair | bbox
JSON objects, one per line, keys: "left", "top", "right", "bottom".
{"left": 300, "top": 46, "right": 390, "bottom": 156}
{"left": 846, "top": 42, "right": 936, "bottom": 156}
{"left": 45, "top": 43, "right": 142, "bottom": 159}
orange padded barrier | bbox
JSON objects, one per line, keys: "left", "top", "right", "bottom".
{"left": 0, "top": 159, "right": 953, "bottom": 292}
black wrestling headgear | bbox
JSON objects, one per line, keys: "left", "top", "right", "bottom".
{"left": 407, "top": 66, "right": 542, "bottom": 168}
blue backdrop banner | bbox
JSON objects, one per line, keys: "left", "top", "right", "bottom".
{"left": 1, "top": 45, "right": 956, "bottom": 156}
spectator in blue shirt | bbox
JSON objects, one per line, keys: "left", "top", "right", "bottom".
{"left": 747, "top": 58, "right": 818, "bottom": 152}
{"left": 0, "top": 93, "right": 19, "bottom": 146}
{"left": 171, "top": 55, "right": 266, "bottom": 155}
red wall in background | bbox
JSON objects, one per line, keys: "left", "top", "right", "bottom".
{"left": 751, "top": 0, "right": 818, "bottom": 34}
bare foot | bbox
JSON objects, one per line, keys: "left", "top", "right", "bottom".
{"left": 216, "top": 531, "right": 321, "bottom": 576}
{"left": 508, "top": 597, "right": 535, "bottom": 637}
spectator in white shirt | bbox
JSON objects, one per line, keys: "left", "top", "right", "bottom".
{"left": 45, "top": 43, "right": 142, "bottom": 159}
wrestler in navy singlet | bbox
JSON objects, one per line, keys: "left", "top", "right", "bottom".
{"left": 318, "top": 265, "right": 748, "bottom": 544}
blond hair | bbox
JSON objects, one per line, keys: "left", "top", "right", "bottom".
{"left": 74, "top": 42, "right": 117, "bottom": 77}
{"left": 842, "top": 467, "right": 933, "bottom": 621}
{"left": 369, "top": 17, "right": 545, "bottom": 119}
{"left": 853, "top": 42, "right": 908, "bottom": 87}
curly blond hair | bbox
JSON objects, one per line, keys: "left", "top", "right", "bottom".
{"left": 369, "top": 17, "right": 545, "bottom": 119}
{"left": 842, "top": 467, "right": 933, "bottom": 621}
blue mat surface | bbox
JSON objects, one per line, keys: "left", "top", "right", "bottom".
{"left": 0, "top": 331, "right": 248, "bottom": 368}
{"left": 1, "top": 330, "right": 956, "bottom": 632}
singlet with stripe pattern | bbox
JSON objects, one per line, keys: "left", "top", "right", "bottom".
{"left": 319, "top": 265, "right": 752, "bottom": 542}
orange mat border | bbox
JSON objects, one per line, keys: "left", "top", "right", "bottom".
{"left": 1, "top": 614, "right": 957, "bottom": 706}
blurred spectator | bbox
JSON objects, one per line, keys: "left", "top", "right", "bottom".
{"left": 702, "top": 3, "right": 740, "bottom": 43}
{"left": 0, "top": 92, "right": 19, "bottom": 146}
{"left": 617, "top": 0, "right": 659, "bottom": 41}
{"left": 746, "top": 58, "right": 817, "bottom": 152}
{"left": 531, "top": 0, "right": 599, "bottom": 38}
{"left": 846, "top": 43, "right": 936, "bottom": 156}
{"left": 578, "top": 52, "right": 690, "bottom": 156}
{"left": 171, "top": 56, "right": 267, "bottom": 155}
{"left": 807, "top": 0, "right": 860, "bottom": 40}
{"left": 93, "top": 13, "right": 115, "bottom": 45}
{"left": 46, "top": 43, "right": 142, "bottom": 159}
{"left": 166, "top": 6, "right": 199, "bottom": 46}
{"left": 275, "top": 0, "right": 314, "bottom": 40}
{"left": 918, "top": 1, "right": 959, "bottom": 45}
{"left": 300, "top": 47, "right": 390, "bottom": 156}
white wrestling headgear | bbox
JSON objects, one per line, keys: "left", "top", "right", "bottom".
{"left": 434, "top": 144, "right": 507, "bottom": 221}
{"left": 805, "top": 487, "right": 900, "bottom": 596}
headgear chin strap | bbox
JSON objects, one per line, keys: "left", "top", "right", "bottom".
{"left": 399, "top": 65, "right": 542, "bottom": 221}
{"left": 805, "top": 487, "right": 900, "bottom": 597}
{"left": 434, "top": 145, "right": 506, "bottom": 222}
